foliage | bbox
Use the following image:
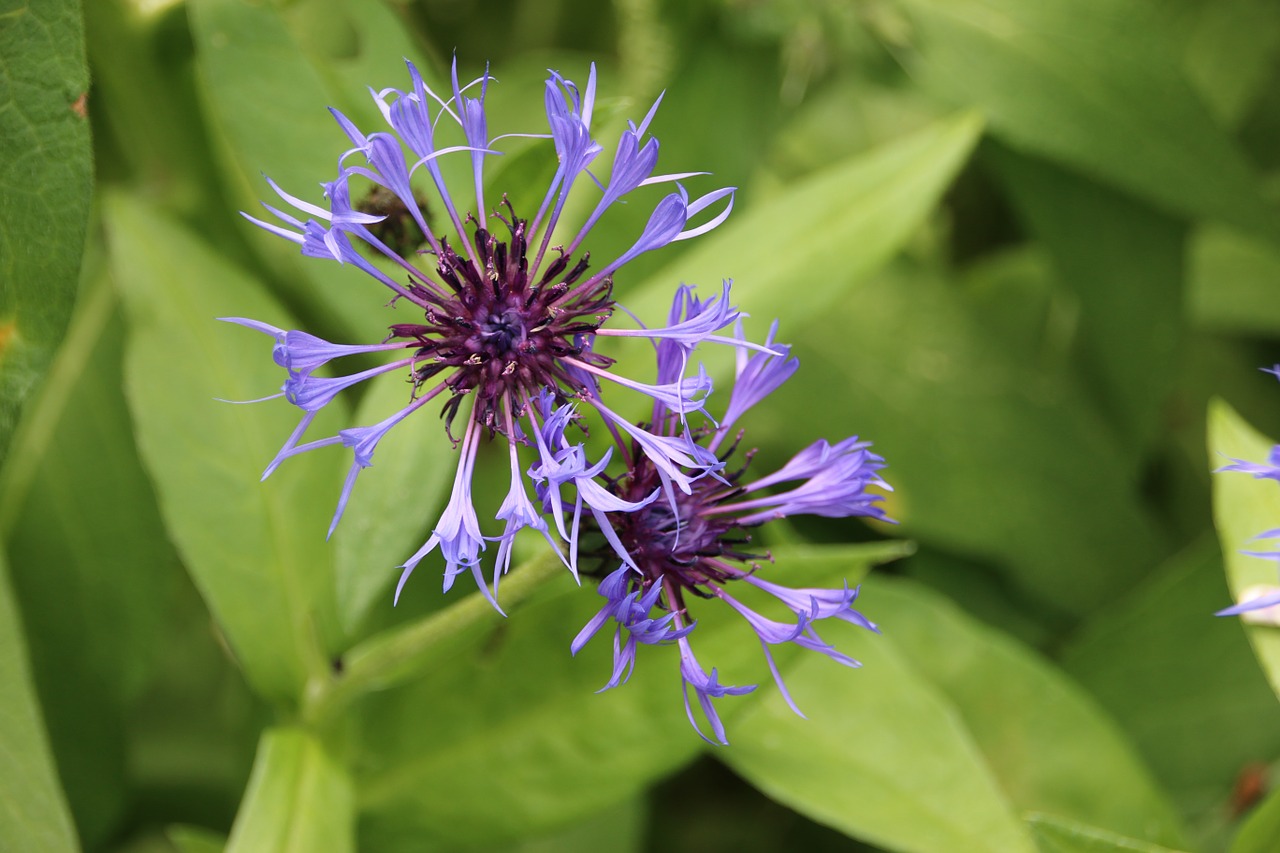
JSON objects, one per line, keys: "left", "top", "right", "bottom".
{"left": 2, "top": 0, "right": 1279, "bottom": 851}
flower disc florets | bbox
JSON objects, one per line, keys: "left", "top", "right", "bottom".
{"left": 572, "top": 307, "right": 893, "bottom": 744}
{"left": 390, "top": 203, "right": 614, "bottom": 437}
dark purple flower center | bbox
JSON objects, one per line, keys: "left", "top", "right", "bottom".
{"left": 593, "top": 436, "right": 766, "bottom": 612}
{"left": 388, "top": 205, "right": 615, "bottom": 436}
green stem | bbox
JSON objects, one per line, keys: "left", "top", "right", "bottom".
{"left": 303, "top": 549, "right": 563, "bottom": 728}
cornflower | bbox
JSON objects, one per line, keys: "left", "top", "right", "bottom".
{"left": 223, "top": 60, "right": 757, "bottom": 608}
{"left": 569, "top": 290, "right": 893, "bottom": 743}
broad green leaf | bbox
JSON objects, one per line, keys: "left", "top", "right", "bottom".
{"left": 331, "top": 375, "right": 453, "bottom": 638}
{"left": 1232, "top": 786, "right": 1280, "bottom": 853}
{"left": 1208, "top": 399, "right": 1280, "bottom": 701}
{"left": 895, "top": 0, "right": 1279, "bottom": 243}
{"left": 621, "top": 110, "right": 984, "bottom": 337}
{"left": 188, "top": 0, "right": 434, "bottom": 340}
{"left": 1188, "top": 225, "right": 1280, "bottom": 336}
{"left": 1060, "top": 538, "right": 1280, "bottom": 830}
{"left": 0, "top": 554, "right": 78, "bottom": 853}
{"left": 1026, "top": 814, "right": 1189, "bottom": 853}
{"left": 0, "top": 0, "right": 93, "bottom": 458}
{"left": 986, "top": 146, "right": 1186, "bottom": 458}
{"left": 722, "top": 601, "right": 1036, "bottom": 853}
{"left": 2, "top": 264, "right": 175, "bottom": 846}
{"left": 354, "top": 542, "right": 908, "bottom": 848}
{"left": 1174, "top": 0, "right": 1280, "bottom": 128}
{"left": 107, "top": 192, "right": 344, "bottom": 705}
{"left": 746, "top": 260, "right": 1165, "bottom": 615}
{"left": 226, "top": 728, "right": 354, "bottom": 853}
{"left": 869, "top": 579, "right": 1186, "bottom": 848}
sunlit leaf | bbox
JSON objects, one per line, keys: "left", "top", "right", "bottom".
{"left": 1207, "top": 399, "right": 1280, "bottom": 702}
{"left": 870, "top": 579, "right": 1186, "bottom": 848}
{"left": 1231, "top": 786, "right": 1280, "bottom": 853}
{"left": 622, "top": 110, "right": 984, "bottom": 340}
{"left": 722, "top": 594, "right": 1036, "bottom": 853}
{"left": 226, "top": 727, "right": 354, "bottom": 853}
{"left": 896, "top": 0, "right": 1280, "bottom": 243}
{"left": 1026, "top": 813, "right": 1189, "bottom": 853}
{"left": 354, "top": 542, "right": 908, "bottom": 848}
{"left": 108, "top": 192, "right": 345, "bottom": 705}
{"left": 1060, "top": 538, "right": 1280, "bottom": 828}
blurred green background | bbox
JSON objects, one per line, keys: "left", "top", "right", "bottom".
{"left": 5, "top": 0, "right": 1280, "bottom": 851}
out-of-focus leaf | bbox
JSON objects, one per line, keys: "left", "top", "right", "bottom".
{"left": 621, "top": 110, "right": 984, "bottom": 339}
{"left": 331, "top": 376, "right": 453, "bottom": 638}
{"left": 0, "top": 0, "right": 93, "bottom": 457}
{"left": 0, "top": 556, "right": 78, "bottom": 853}
{"left": 1208, "top": 399, "right": 1280, "bottom": 701}
{"left": 1174, "top": 0, "right": 1280, "bottom": 127}
{"left": 167, "top": 825, "right": 227, "bottom": 853}
{"left": 354, "top": 542, "right": 908, "bottom": 849}
{"left": 107, "top": 192, "right": 345, "bottom": 705}
{"left": 1026, "top": 813, "right": 1188, "bottom": 853}
{"left": 225, "top": 728, "right": 354, "bottom": 853}
{"left": 896, "top": 0, "right": 1279, "bottom": 244}
{"left": 1188, "top": 226, "right": 1280, "bottom": 336}
{"left": 188, "top": 0, "right": 433, "bottom": 340}
{"left": 477, "top": 797, "right": 645, "bottom": 853}
{"left": 987, "top": 146, "right": 1186, "bottom": 458}
{"left": 1232, "top": 786, "right": 1280, "bottom": 853}
{"left": 722, "top": 601, "right": 1036, "bottom": 853}
{"left": 125, "top": 558, "right": 262, "bottom": 840}
{"left": 1060, "top": 538, "right": 1280, "bottom": 830}
{"left": 2, "top": 264, "right": 176, "bottom": 847}
{"left": 748, "top": 260, "right": 1165, "bottom": 615}
{"left": 870, "top": 579, "right": 1185, "bottom": 848}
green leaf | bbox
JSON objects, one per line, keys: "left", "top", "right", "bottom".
{"left": 1208, "top": 399, "right": 1280, "bottom": 701}
{"left": 622, "top": 110, "right": 984, "bottom": 337}
{"left": 354, "top": 542, "right": 908, "bottom": 848}
{"left": 896, "top": 0, "right": 1279, "bottom": 243}
{"left": 331, "top": 375, "right": 453, "bottom": 637}
{"left": 225, "top": 728, "right": 354, "bottom": 853}
{"left": 1026, "top": 813, "right": 1189, "bottom": 853}
{"left": 1232, "top": 786, "right": 1280, "bottom": 853}
{"left": 1175, "top": 0, "right": 1280, "bottom": 128}
{"left": 745, "top": 259, "right": 1165, "bottom": 615}
{"left": 188, "top": 0, "right": 432, "bottom": 340}
{"left": 1060, "top": 538, "right": 1280, "bottom": 829}
{"left": 1, "top": 263, "right": 177, "bottom": 846}
{"left": 167, "top": 825, "right": 228, "bottom": 853}
{"left": 107, "top": 192, "right": 345, "bottom": 705}
{"left": 986, "top": 146, "right": 1187, "bottom": 457}
{"left": 869, "top": 579, "right": 1186, "bottom": 848}
{"left": 0, "top": 0, "right": 93, "bottom": 458}
{"left": 0, "top": 554, "right": 78, "bottom": 853}
{"left": 721, "top": 597, "right": 1037, "bottom": 853}
{"left": 1188, "top": 225, "right": 1280, "bottom": 336}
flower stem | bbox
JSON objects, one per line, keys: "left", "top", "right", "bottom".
{"left": 302, "top": 549, "right": 563, "bottom": 729}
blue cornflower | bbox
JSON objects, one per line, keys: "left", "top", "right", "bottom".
{"left": 1216, "top": 367, "right": 1280, "bottom": 619}
{"left": 222, "top": 60, "right": 747, "bottom": 607}
{"left": 570, "top": 299, "right": 892, "bottom": 744}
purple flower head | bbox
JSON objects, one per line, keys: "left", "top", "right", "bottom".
{"left": 227, "top": 60, "right": 755, "bottom": 609}
{"left": 572, "top": 306, "right": 891, "bottom": 743}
